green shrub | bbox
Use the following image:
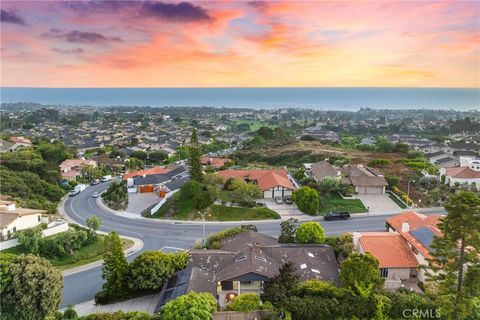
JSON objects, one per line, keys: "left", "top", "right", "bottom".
{"left": 295, "top": 222, "right": 326, "bottom": 244}
{"left": 367, "top": 159, "right": 391, "bottom": 167}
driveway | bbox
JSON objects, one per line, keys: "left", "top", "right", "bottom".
{"left": 260, "top": 199, "right": 308, "bottom": 220}
{"left": 354, "top": 194, "right": 401, "bottom": 214}
{"left": 127, "top": 192, "right": 160, "bottom": 215}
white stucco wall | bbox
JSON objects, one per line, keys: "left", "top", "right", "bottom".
{"left": 2, "top": 214, "right": 41, "bottom": 237}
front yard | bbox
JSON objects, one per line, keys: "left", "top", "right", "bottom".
{"left": 319, "top": 194, "right": 368, "bottom": 214}
{"left": 148, "top": 192, "right": 280, "bottom": 221}
{"left": 3, "top": 236, "right": 133, "bottom": 271}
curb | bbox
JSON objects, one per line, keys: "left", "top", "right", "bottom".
{"left": 58, "top": 196, "right": 144, "bottom": 276}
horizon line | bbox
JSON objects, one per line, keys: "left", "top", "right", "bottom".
{"left": 1, "top": 86, "right": 479, "bottom": 90}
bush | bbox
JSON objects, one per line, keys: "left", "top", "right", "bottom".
{"left": 227, "top": 293, "right": 262, "bottom": 312}
{"left": 94, "top": 291, "right": 109, "bottom": 305}
{"left": 292, "top": 186, "right": 320, "bottom": 215}
{"left": 317, "top": 177, "right": 341, "bottom": 195}
{"left": 385, "top": 175, "right": 400, "bottom": 188}
{"left": 203, "top": 226, "right": 254, "bottom": 249}
{"left": 180, "top": 181, "right": 215, "bottom": 209}
{"left": 295, "top": 222, "right": 326, "bottom": 244}
{"left": 161, "top": 292, "right": 217, "bottom": 320}
{"left": 367, "top": 159, "right": 391, "bottom": 167}
{"left": 80, "top": 311, "right": 158, "bottom": 320}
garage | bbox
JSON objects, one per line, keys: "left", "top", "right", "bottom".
{"left": 365, "top": 186, "right": 384, "bottom": 194}
{"left": 138, "top": 185, "right": 154, "bottom": 193}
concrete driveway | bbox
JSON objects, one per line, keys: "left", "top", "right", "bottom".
{"left": 354, "top": 194, "right": 401, "bottom": 214}
{"left": 127, "top": 192, "right": 160, "bottom": 215}
{"left": 260, "top": 199, "right": 308, "bottom": 220}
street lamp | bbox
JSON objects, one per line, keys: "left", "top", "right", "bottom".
{"left": 407, "top": 180, "right": 415, "bottom": 208}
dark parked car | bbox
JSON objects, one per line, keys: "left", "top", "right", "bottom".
{"left": 284, "top": 195, "right": 293, "bottom": 204}
{"left": 324, "top": 211, "right": 350, "bottom": 221}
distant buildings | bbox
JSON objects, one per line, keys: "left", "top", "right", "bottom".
{"left": 302, "top": 124, "right": 340, "bottom": 143}
{"left": 60, "top": 159, "right": 97, "bottom": 181}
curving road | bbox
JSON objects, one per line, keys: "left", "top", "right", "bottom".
{"left": 61, "top": 182, "right": 444, "bottom": 307}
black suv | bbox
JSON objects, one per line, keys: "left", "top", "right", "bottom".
{"left": 324, "top": 211, "right": 350, "bottom": 221}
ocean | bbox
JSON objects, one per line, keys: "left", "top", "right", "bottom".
{"left": 1, "top": 87, "right": 479, "bottom": 110}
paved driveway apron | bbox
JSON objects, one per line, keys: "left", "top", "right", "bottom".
{"left": 355, "top": 194, "right": 401, "bottom": 214}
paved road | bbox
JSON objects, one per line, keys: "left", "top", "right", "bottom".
{"left": 61, "top": 182, "right": 445, "bottom": 307}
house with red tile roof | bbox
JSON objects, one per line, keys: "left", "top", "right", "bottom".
{"left": 201, "top": 157, "right": 230, "bottom": 170}
{"left": 59, "top": 159, "right": 97, "bottom": 181}
{"left": 218, "top": 169, "right": 296, "bottom": 199}
{"left": 353, "top": 211, "right": 445, "bottom": 290}
{"left": 440, "top": 166, "right": 480, "bottom": 188}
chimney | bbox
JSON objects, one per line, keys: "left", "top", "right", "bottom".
{"left": 401, "top": 222, "right": 410, "bottom": 233}
{"left": 352, "top": 231, "right": 362, "bottom": 251}
{"left": 143, "top": 174, "right": 146, "bottom": 178}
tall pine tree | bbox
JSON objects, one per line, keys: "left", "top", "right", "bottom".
{"left": 428, "top": 191, "right": 480, "bottom": 320}
{"left": 188, "top": 128, "right": 203, "bottom": 182}
{"left": 102, "top": 232, "right": 128, "bottom": 299}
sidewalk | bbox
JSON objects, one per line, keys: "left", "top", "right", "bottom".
{"left": 61, "top": 293, "right": 160, "bottom": 316}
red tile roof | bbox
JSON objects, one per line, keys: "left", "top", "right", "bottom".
{"left": 358, "top": 232, "right": 419, "bottom": 268}
{"left": 201, "top": 157, "right": 230, "bottom": 169}
{"left": 445, "top": 167, "right": 480, "bottom": 179}
{"left": 387, "top": 211, "right": 444, "bottom": 259}
{"left": 123, "top": 165, "right": 175, "bottom": 180}
{"left": 218, "top": 169, "right": 295, "bottom": 191}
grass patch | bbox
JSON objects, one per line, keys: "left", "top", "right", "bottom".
{"left": 319, "top": 194, "right": 368, "bottom": 214}
{"left": 149, "top": 193, "right": 280, "bottom": 221}
{"left": 388, "top": 193, "right": 408, "bottom": 209}
{"left": 3, "top": 236, "right": 133, "bottom": 271}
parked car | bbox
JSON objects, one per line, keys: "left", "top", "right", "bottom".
{"left": 274, "top": 196, "right": 283, "bottom": 204}
{"left": 69, "top": 190, "right": 79, "bottom": 197}
{"left": 324, "top": 211, "right": 350, "bottom": 221}
{"left": 92, "top": 192, "right": 100, "bottom": 198}
{"left": 102, "top": 175, "right": 112, "bottom": 182}
{"left": 91, "top": 179, "right": 100, "bottom": 185}
{"left": 70, "top": 184, "right": 86, "bottom": 196}
{"left": 284, "top": 195, "right": 293, "bottom": 204}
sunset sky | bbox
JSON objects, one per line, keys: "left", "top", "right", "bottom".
{"left": 1, "top": 1, "right": 479, "bottom": 88}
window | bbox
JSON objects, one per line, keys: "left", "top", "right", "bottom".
{"left": 38, "top": 215, "right": 41, "bottom": 222}
{"left": 380, "top": 268, "right": 389, "bottom": 278}
{"left": 411, "top": 246, "right": 418, "bottom": 255}
{"left": 13, "top": 227, "right": 16, "bottom": 232}
{"left": 235, "top": 255, "right": 247, "bottom": 262}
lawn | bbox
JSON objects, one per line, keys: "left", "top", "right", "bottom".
{"left": 3, "top": 236, "right": 133, "bottom": 271}
{"left": 149, "top": 192, "right": 280, "bottom": 221}
{"left": 319, "top": 195, "right": 368, "bottom": 214}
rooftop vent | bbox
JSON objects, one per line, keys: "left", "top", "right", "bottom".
{"left": 300, "top": 263, "right": 307, "bottom": 269}
{"left": 308, "top": 252, "right": 314, "bottom": 258}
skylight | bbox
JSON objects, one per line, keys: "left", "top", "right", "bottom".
{"left": 308, "top": 252, "right": 314, "bottom": 257}
{"left": 311, "top": 269, "right": 320, "bottom": 274}
{"left": 235, "top": 255, "right": 247, "bottom": 262}
{"left": 300, "top": 263, "right": 307, "bottom": 269}
{"left": 255, "top": 255, "right": 267, "bottom": 263}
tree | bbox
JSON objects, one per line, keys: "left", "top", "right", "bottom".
{"left": 257, "top": 126, "right": 274, "bottom": 140}
{"left": 17, "top": 227, "right": 43, "bottom": 254}
{"left": 101, "top": 232, "right": 128, "bottom": 300}
{"left": 385, "top": 175, "right": 400, "bottom": 189}
{"left": 317, "top": 177, "right": 341, "bottom": 195}
{"left": 126, "top": 157, "right": 144, "bottom": 170}
{"left": 130, "top": 150, "right": 148, "bottom": 161}
{"left": 261, "top": 261, "right": 300, "bottom": 307}
{"left": 148, "top": 150, "right": 168, "bottom": 163}
{"left": 161, "top": 292, "right": 217, "bottom": 320}
{"left": 127, "top": 251, "right": 188, "bottom": 291}
{"left": 81, "top": 164, "right": 103, "bottom": 182}
{"left": 230, "top": 179, "right": 262, "bottom": 206}
{"left": 86, "top": 216, "right": 101, "bottom": 237}
{"left": 2, "top": 254, "right": 62, "bottom": 320}
{"left": 340, "top": 253, "right": 384, "bottom": 298}
{"left": 428, "top": 191, "right": 480, "bottom": 320}
{"left": 292, "top": 186, "right": 320, "bottom": 215}
{"left": 63, "top": 305, "right": 78, "bottom": 320}
{"left": 227, "top": 293, "right": 264, "bottom": 312}
{"left": 279, "top": 218, "right": 298, "bottom": 243}
{"left": 295, "top": 222, "right": 326, "bottom": 244}
{"left": 188, "top": 128, "right": 203, "bottom": 182}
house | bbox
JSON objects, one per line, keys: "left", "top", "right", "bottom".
{"left": 59, "top": 159, "right": 98, "bottom": 181}
{"left": 444, "top": 142, "right": 480, "bottom": 156}
{"left": 125, "top": 165, "right": 189, "bottom": 196}
{"left": 360, "top": 137, "right": 375, "bottom": 146}
{"left": 0, "top": 200, "right": 46, "bottom": 239}
{"left": 302, "top": 125, "right": 340, "bottom": 142}
{"left": 386, "top": 211, "right": 444, "bottom": 283}
{"left": 218, "top": 169, "right": 296, "bottom": 199}
{"left": 434, "top": 156, "right": 459, "bottom": 168}
{"left": 0, "top": 140, "right": 18, "bottom": 153}
{"left": 308, "top": 160, "right": 340, "bottom": 182}
{"left": 343, "top": 165, "right": 388, "bottom": 194}
{"left": 201, "top": 157, "right": 231, "bottom": 170}
{"left": 440, "top": 166, "right": 480, "bottom": 187}
{"left": 9, "top": 136, "right": 32, "bottom": 147}
{"left": 353, "top": 232, "right": 420, "bottom": 291}
{"left": 156, "top": 231, "right": 340, "bottom": 310}
{"left": 426, "top": 151, "right": 450, "bottom": 164}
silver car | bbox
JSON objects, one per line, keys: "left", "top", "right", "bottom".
{"left": 274, "top": 196, "right": 283, "bottom": 204}
{"left": 92, "top": 192, "right": 100, "bottom": 198}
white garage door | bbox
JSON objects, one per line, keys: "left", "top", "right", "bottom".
{"left": 365, "top": 187, "right": 383, "bottom": 194}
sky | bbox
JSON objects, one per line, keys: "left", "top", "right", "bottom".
{"left": 1, "top": 1, "right": 479, "bottom": 88}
